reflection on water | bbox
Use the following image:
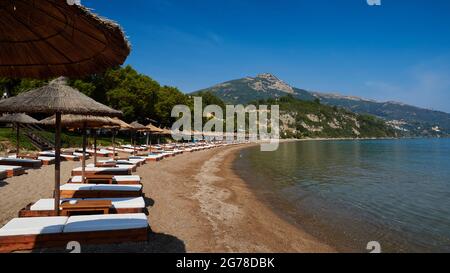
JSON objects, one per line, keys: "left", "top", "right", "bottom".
{"left": 235, "top": 139, "right": 450, "bottom": 253}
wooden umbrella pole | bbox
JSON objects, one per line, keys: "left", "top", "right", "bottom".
{"left": 112, "top": 128, "right": 116, "bottom": 160}
{"left": 15, "top": 123, "right": 19, "bottom": 157}
{"left": 82, "top": 122, "right": 87, "bottom": 184}
{"left": 54, "top": 112, "right": 61, "bottom": 216}
{"left": 94, "top": 129, "right": 98, "bottom": 165}
{"left": 133, "top": 130, "right": 136, "bottom": 155}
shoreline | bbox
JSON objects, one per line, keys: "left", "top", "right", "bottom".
{"left": 191, "top": 144, "right": 335, "bottom": 252}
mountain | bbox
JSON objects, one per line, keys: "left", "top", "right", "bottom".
{"left": 311, "top": 92, "right": 450, "bottom": 136}
{"left": 193, "top": 73, "right": 450, "bottom": 136}
{"left": 195, "top": 73, "right": 315, "bottom": 104}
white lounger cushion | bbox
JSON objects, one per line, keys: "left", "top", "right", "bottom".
{"left": 0, "top": 158, "right": 40, "bottom": 163}
{"left": 62, "top": 155, "right": 78, "bottom": 159}
{"left": 31, "top": 197, "right": 145, "bottom": 211}
{"left": 0, "top": 165, "right": 23, "bottom": 170}
{"left": 63, "top": 213, "right": 148, "bottom": 233}
{"left": 61, "top": 183, "right": 142, "bottom": 191}
{"left": 90, "top": 184, "right": 142, "bottom": 191}
{"left": 71, "top": 175, "right": 141, "bottom": 183}
{"left": 38, "top": 156, "right": 54, "bottom": 160}
{"left": 147, "top": 154, "right": 164, "bottom": 158}
{"left": 99, "top": 160, "right": 133, "bottom": 165}
{"left": 0, "top": 217, "right": 68, "bottom": 236}
{"left": 114, "top": 175, "right": 141, "bottom": 182}
{"left": 91, "top": 197, "right": 145, "bottom": 209}
{"left": 30, "top": 199, "right": 77, "bottom": 211}
{"left": 39, "top": 152, "right": 55, "bottom": 156}
{"left": 72, "top": 167, "right": 130, "bottom": 172}
{"left": 128, "top": 158, "right": 146, "bottom": 164}
{"left": 61, "top": 183, "right": 92, "bottom": 191}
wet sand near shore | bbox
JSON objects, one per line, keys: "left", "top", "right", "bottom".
{"left": 0, "top": 145, "right": 334, "bottom": 253}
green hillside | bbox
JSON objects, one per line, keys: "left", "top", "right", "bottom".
{"left": 253, "top": 96, "right": 397, "bottom": 139}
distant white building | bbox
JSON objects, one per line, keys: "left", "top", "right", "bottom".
{"left": 432, "top": 126, "right": 441, "bottom": 132}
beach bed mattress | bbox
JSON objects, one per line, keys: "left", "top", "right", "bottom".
{"left": 0, "top": 214, "right": 148, "bottom": 252}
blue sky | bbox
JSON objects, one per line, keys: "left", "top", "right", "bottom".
{"left": 84, "top": 0, "right": 450, "bottom": 112}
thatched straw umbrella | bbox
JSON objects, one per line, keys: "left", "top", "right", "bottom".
{"left": 0, "top": 113, "right": 39, "bottom": 157}
{"left": 129, "top": 121, "right": 147, "bottom": 154}
{"left": 0, "top": 78, "right": 122, "bottom": 215}
{"left": 102, "top": 118, "right": 132, "bottom": 160}
{"left": 40, "top": 115, "right": 122, "bottom": 184}
{"left": 145, "top": 123, "right": 163, "bottom": 145}
{"left": 0, "top": 0, "right": 130, "bottom": 79}
{"left": 146, "top": 123, "right": 164, "bottom": 133}
{"left": 150, "top": 126, "right": 172, "bottom": 144}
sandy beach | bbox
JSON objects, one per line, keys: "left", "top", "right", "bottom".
{"left": 0, "top": 144, "right": 334, "bottom": 253}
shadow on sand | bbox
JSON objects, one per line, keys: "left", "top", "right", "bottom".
{"left": 0, "top": 180, "right": 8, "bottom": 188}
{"left": 32, "top": 230, "right": 186, "bottom": 253}
{"left": 144, "top": 196, "right": 155, "bottom": 207}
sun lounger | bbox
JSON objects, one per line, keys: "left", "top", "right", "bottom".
{"left": 107, "top": 147, "right": 135, "bottom": 154}
{"left": 86, "top": 164, "right": 137, "bottom": 172}
{"left": 0, "top": 165, "right": 26, "bottom": 178}
{"left": 74, "top": 149, "right": 112, "bottom": 157}
{"left": 9, "top": 155, "right": 55, "bottom": 166}
{"left": 72, "top": 152, "right": 90, "bottom": 160}
{"left": 99, "top": 159, "right": 145, "bottom": 167}
{"left": 121, "top": 145, "right": 147, "bottom": 151}
{"left": 0, "top": 214, "right": 149, "bottom": 252}
{"left": 60, "top": 183, "right": 143, "bottom": 198}
{"left": 161, "top": 151, "right": 176, "bottom": 157}
{"left": 19, "top": 197, "right": 146, "bottom": 217}
{"left": 69, "top": 175, "right": 141, "bottom": 185}
{"left": 130, "top": 154, "right": 164, "bottom": 162}
{"left": 39, "top": 151, "right": 81, "bottom": 162}
{"left": 71, "top": 167, "right": 132, "bottom": 176}
{"left": 0, "top": 158, "right": 42, "bottom": 169}
{"left": 38, "top": 156, "right": 55, "bottom": 166}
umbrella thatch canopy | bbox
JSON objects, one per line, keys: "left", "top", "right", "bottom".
{"left": 39, "top": 114, "right": 121, "bottom": 129}
{"left": 102, "top": 118, "right": 132, "bottom": 159}
{"left": 0, "top": 77, "right": 122, "bottom": 116}
{"left": 162, "top": 128, "right": 173, "bottom": 135}
{"left": 130, "top": 121, "right": 148, "bottom": 132}
{"left": 146, "top": 123, "right": 164, "bottom": 133}
{"left": 0, "top": 79, "right": 122, "bottom": 216}
{"left": 145, "top": 123, "right": 163, "bottom": 146}
{"left": 110, "top": 118, "right": 132, "bottom": 130}
{"left": 0, "top": 0, "right": 130, "bottom": 79}
{"left": 0, "top": 113, "right": 39, "bottom": 124}
{"left": 129, "top": 121, "right": 148, "bottom": 154}
{"left": 0, "top": 113, "right": 39, "bottom": 156}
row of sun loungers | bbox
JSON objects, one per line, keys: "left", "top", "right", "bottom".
{"left": 0, "top": 142, "right": 228, "bottom": 252}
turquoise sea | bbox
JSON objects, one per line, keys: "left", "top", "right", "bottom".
{"left": 234, "top": 139, "right": 450, "bottom": 253}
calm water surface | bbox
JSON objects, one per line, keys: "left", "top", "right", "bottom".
{"left": 234, "top": 139, "right": 450, "bottom": 252}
